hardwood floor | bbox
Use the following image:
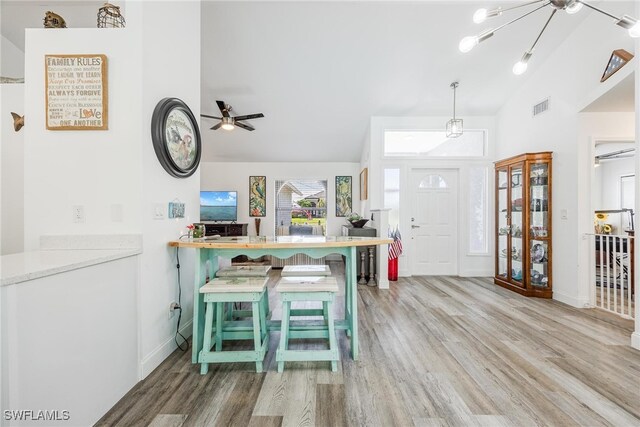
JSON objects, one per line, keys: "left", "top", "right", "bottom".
{"left": 97, "top": 263, "right": 640, "bottom": 427}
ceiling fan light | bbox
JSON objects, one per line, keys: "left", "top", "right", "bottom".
{"left": 221, "top": 116, "right": 235, "bottom": 130}
{"left": 566, "top": 1, "right": 583, "bottom": 14}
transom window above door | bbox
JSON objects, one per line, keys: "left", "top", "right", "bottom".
{"left": 384, "top": 129, "right": 486, "bottom": 158}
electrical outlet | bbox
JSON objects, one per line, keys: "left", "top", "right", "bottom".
{"left": 72, "top": 205, "right": 85, "bottom": 223}
{"left": 169, "top": 302, "right": 180, "bottom": 319}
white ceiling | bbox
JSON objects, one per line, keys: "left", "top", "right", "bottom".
{"left": 582, "top": 71, "right": 635, "bottom": 113}
{"left": 200, "top": 1, "right": 603, "bottom": 162}
{"left": 1, "top": 1, "right": 636, "bottom": 163}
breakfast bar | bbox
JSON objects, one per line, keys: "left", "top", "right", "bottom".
{"left": 169, "top": 235, "right": 392, "bottom": 363}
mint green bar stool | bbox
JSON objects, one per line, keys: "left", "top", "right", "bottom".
{"left": 199, "top": 277, "right": 269, "bottom": 374}
{"left": 216, "top": 265, "right": 272, "bottom": 321}
{"left": 275, "top": 276, "right": 340, "bottom": 373}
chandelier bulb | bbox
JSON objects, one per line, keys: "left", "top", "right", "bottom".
{"left": 512, "top": 51, "right": 533, "bottom": 76}
{"left": 629, "top": 21, "right": 640, "bottom": 38}
{"left": 473, "top": 8, "right": 488, "bottom": 24}
{"left": 512, "top": 61, "right": 528, "bottom": 75}
{"left": 459, "top": 35, "right": 479, "bottom": 53}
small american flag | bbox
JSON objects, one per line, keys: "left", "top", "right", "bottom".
{"left": 388, "top": 227, "right": 403, "bottom": 260}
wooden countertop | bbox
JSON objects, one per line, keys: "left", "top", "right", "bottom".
{"left": 169, "top": 235, "right": 393, "bottom": 249}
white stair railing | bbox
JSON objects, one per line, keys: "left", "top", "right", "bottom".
{"left": 590, "top": 234, "right": 635, "bottom": 319}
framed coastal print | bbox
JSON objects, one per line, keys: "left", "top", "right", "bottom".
{"left": 150, "top": 97, "right": 202, "bottom": 178}
{"left": 335, "top": 176, "right": 352, "bottom": 217}
{"left": 45, "top": 54, "right": 108, "bottom": 130}
{"left": 360, "top": 168, "right": 368, "bottom": 200}
{"left": 250, "top": 176, "right": 266, "bottom": 217}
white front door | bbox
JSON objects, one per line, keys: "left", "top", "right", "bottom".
{"left": 410, "top": 169, "right": 458, "bottom": 275}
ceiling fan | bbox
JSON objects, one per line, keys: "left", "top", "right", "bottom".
{"left": 200, "top": 100, "right": 264, "bottom": 131}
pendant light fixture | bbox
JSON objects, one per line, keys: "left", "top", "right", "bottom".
{"left": 446, "top": 82, "right": 463, "bottom": 138}
{"left": 459, "top": 0, "right": 640, "bottom": 76}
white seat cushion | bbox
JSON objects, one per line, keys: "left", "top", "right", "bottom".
{"left": 281, "top": 265, "right": 331, "bottom": 276}
{"left": 216, "top": 265, "right": 272, "bottom": 277}
{"left": 200, "top": 277, "right": 268, "bottom": 293}
{"left": 275, "top": 276, "right": 339, "bottom": 293}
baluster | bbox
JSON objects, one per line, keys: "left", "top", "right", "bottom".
{"left": 367, "top": 247, "right": 375, "bottom": 286}
{"left": 358, "top": 251, "right": 367, "bottom": 285}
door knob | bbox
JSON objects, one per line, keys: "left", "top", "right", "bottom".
{"left": 411, "top": 225, "right": 420, "bottom": 229}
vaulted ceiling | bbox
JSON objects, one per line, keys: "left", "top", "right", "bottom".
{"left": 1, "top": 1, "right": 635, "bottom": 163}
{"left": 200, "top": 1, "right": 606, "bottom": 162}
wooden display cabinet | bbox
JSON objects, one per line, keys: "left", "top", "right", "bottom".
{"left": 495, "top": 152, "right": 552, "bottom": 298}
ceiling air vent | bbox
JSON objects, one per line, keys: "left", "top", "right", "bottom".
{"left": 533, "top": 98, "right": 549, "bottom": 117}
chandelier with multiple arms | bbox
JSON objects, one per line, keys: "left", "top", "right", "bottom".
{"left": 459, "top": 0, "right": 640, "bottom": 75}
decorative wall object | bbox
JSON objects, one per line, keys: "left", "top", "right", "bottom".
{"left": 336, "top": 176, "right": 352, "bottom": 217}
{"left": 168, "top": 201, "right": 185, "bottom": 219}
{"left": 255, "top": 218, "right": 261, "bottom": 235}
{"left": 601, "top": 49, "right": 634, "bottom": 82}
{"left": 249, "top": 176, "right": 266, "bottom": 217}
{"left": 97, "top": 3, "right": 126, "bottom": 28}
{"left": 45, "top": 54, "right": 108, "bottom": 130}
{"left": 151, "top": 97, "right": 201, "bottom": 178}
{"left": 11, "top": 113, "right": 24, "bottom": 132}
{"left": 43, "top": 11, "right": 67, "bottom": 28}
{"left": 360, "top": 168, "right": 368, "bottom": 200}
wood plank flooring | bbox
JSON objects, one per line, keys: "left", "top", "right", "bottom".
{"left": 97, "top": 263, "right": 640, "bottom": 427}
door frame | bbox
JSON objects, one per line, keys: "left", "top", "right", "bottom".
{"left": 409, "top": 167, "right": 460, "bottom": 276}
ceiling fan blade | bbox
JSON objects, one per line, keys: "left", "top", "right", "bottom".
{"left": 235, "top": 121, "right": 255, "bottom": 131}
{"left": 233, "top": 113, "right": 264, "bottom": 121}
{"left": 216, "top": 100, "right": 230, "bottom": 117}
{"left": 210, "top": 122, "right": 223, "bottom": 130}
{"left": 200, "top": 114, "right": 222, "bottom": 120}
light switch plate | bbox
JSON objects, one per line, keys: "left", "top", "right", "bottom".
{"left": 561, "top": 209, "right": 568, "bottom": 220}
{"left": 153, "top": 203, "right": 165, "bottom": 220}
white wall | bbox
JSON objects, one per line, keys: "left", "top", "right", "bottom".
{"left": 496, "top": 5, "right": 634, "bottom": 307}
{"left": 21, "top": 0, "right": 200, "bottom": 387}
{"left": 369, "top": 116, "right": 496, "bottom": 277}
{"left": 23, "top": 28, "right": 143, "bottom": 250}
{"left": 138, "top": 0, "right": 200, "bottom": 377}
{"left": 0, "top": 84, "right": 24, "bottom": 255}
{"left": 1, "top": 35, "right": 24, "bottom": 78}
{"left": 2, "top": 257, "right": 138, "bottom": 427}
{"left": 200, "top": 162, "right": 361, "bottom": 237}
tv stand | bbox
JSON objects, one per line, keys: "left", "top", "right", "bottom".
{"left": 203, "top": 223, "right": 247, "bottom": 237}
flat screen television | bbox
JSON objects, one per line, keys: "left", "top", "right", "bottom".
{"left": 200, "top": 191, "right": 237, "bottom": 221}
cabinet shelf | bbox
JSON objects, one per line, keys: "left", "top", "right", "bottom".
{"left": 495, "top": 152, "right": 552, "bottom": 299}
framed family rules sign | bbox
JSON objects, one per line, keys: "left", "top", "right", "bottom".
{"left": 45, "top": 54, "right": 108, "bottom": 130}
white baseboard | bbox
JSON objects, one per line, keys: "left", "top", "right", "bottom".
{"left": 140, "top": 319, "right": 192, "bottom": 379}
{"left": 632, "top": 332, "right": 640, "bottom": 350}
{"left": 553, "top": 291, "right": 589, "bottom": 308}
{"left": 458, "top": 270, "right": 493, "bottom": 277}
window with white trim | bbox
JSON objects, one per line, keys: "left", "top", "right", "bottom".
{"left": 384, "top": 130, "right": 486, "bottom": 157}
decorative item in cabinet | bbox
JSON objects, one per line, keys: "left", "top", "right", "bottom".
{"left": 494, "top": 152, "right": 552, "bottom": 298}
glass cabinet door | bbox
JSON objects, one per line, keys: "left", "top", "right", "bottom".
{"left": 510, "top": 165, "right": 524, "bottom": 286}
{"left": 529, "top": 162, "right": 550, "bottom": 287}
{"left": 497, "top": 169, "right": 509, "bottom": 279}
